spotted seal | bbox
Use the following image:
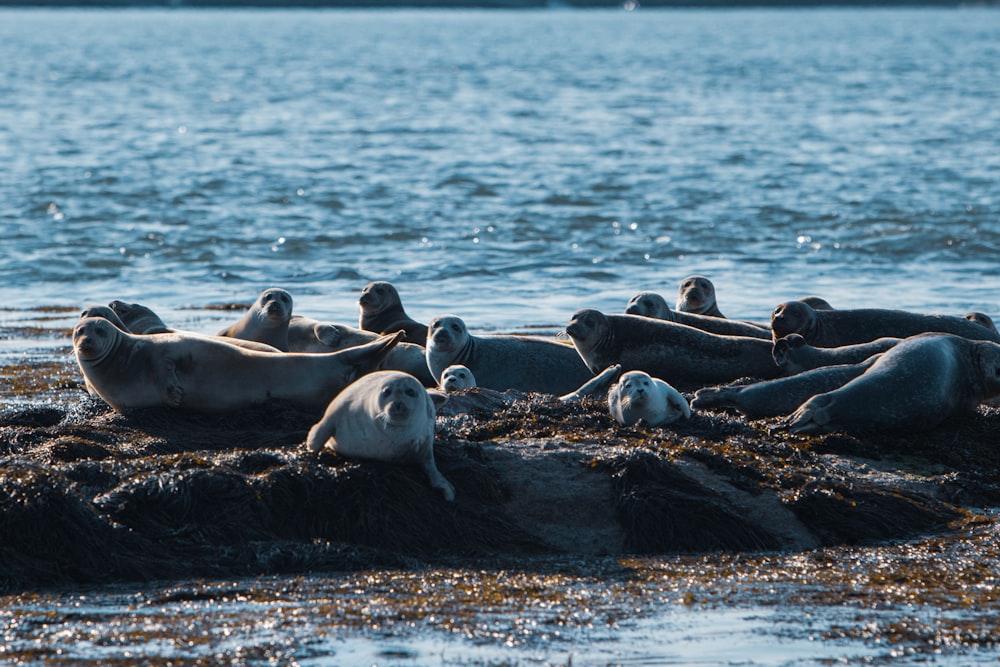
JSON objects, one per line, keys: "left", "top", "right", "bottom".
{"left": 305, "top": 370, "right": 454, "bottom": 501}
{"left": 787, "top": 333, "right": 1000, "bottom": 433}
{"left": 217, "top": 288, "right": 294, "bottom": 351}
{"left": 625, "top": 292, "right": 770, "bottom": 340}
{"left": 439, "top": 364, "right": 476, "bottom": 393}
{"left": 359, "top": 281, "right": 429, "bottom": 346}
{"left": 676, "top": 275, "right": 724, "bottom": 318}
{"left": 108, "top": 300, "right": 281, "bottom": 353}
{"left": 565, "top": 309, "right": 780, "bottom": 392}
{"left": 772, "top": 333, "right": 901, "bottom": 375}
{"left": 426, "top": 314, "right": 593, "bottom": 395}
{"left": 608, "top": 370, "right": 691, "bottom": 426}
{"left": 770, "top": 300, "right": 1000, "bottom": 347}
{"left": 73, "top": 316, "right": 403, "bottom": 412}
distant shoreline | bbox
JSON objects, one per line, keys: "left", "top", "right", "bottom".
{"left": 0, "top": 0, "right": 977, "bottom": 7}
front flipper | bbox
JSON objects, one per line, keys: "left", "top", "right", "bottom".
{"left": 305, "top": 417, "right": 337, "bottom": 453}
{"left": 160, "top": 359, "right": 184, "bottom": 407}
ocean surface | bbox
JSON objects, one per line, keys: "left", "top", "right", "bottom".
{"left": 2, "top": 7, "right": 1000, "bottom": 666}
{"left": 2, "top": 7, "right": 999, "bottom": 335}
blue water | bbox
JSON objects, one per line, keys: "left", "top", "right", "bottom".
{"left": 2, "top": 7, "right": 999, "bottom": 332}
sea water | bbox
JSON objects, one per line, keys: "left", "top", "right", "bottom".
{"left": 1, "top": 7, "right": 998, "bottom": 332}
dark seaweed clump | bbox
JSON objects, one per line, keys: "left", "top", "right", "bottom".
{"left": 2, "top": 390, "right": 1000, "bottom": 593}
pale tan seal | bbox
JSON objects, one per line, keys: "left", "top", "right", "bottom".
{"left": 608, "top": 370, "right": 691, "bottom": 426}
{"left": 217, "top": 288, "right": 294, "bottom": 351}
{"left": 73, "top": 317, "right": 403, "bottom": 412}
{"left": 358, "top": 281, "right": 428, "bottom": 346}
{"left": 770, "top": 300, "right": 1000, "bottom": 347}
{"left": 80, "top": 305, "right": 129, "bottom": 331}
{"left": 676, "top": 275, "right": 724, "bottom": 318}
{"left": 439, "top": 365, "right": 476, "bottom": 393}
{"left": 625, "top": 292, "right": 770, "bottom": 340}
{"left": 287, "top": 316, "right": 435, "bottom": 387}
{"left": 426, "top": 314, "right": 593, "bottom": 395}
{"left": 108, "top": 300, "right": 281, "bottom": 353}
{"left": 772, "top": 333, "right": 901, "bottom": 375}
{"left": 692, "top": 356, "right": 882, "bottom": 419}
{"left": 305, "top": 370, "right": 454, "bottom": 501}
{"left": 787, "top": 333, "right": 1000, "bottom": 434}
{"left": 565, "top": 309, "right": 780, "bottom": 392}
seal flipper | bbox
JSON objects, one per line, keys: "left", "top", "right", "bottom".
{"left": 161, "top": 359, "right": 184, "bottom": 407}
{"left": 690, "top": 386, "right": 740, "bottom": 411}
{"left": 422, "top": 447, "right": 455, "bottom": 502}
{"left": 786, "top": 393, "right": 835, "bottom": 434}
{"left": 559, "top": 364, "right": 622, "bottom": 403}
{"left": 314, "top": 323, "right": 344, "bottom": 348}
{"left": 305, "top": 418, "right": 337, "bottom": 453}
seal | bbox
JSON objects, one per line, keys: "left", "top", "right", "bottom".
{"left": 439, "top": 364, "right": 476, "bottom": 393}
{"left": 73, "top": 316, "right": 403, "bottom": 412}
{"left": 359, "top": 281, "right": 429, "bottom": 346}
{"left": 565, "top": 309, "right": 780, "bottom": 392}
{"left": 625, "top": 292, "right": 770, "bottom": 340}
{"left": 965, "top": 311, "right": 998, "bottom": 333}
{"left": 796, "top": 295, "right": 835, "bottom": 311}
{"left": 80, "top": 305, "right": 129, "bottom": 331}
{"left": 287, "top": 316, "right": 436, "bottom": 387}
{"left": 692, "top": 356, "right": 881, "bottom": 419}
{"left": 772, "top": 333, "right": 900, "bottom": 375}
{"left": 426, "top": 314, "right": 593, "bottom": 395}
{"left": 787, "top": 333, "right": 1000, "bottom": 433}
{"left": 217, "top": 288, "right": 294, "bottom": 351}
{"left": 108, "top": 300, "right": 281, "bottom": 353}
{"left": 676, "top": 275, "right": 724, "bottom": 318}
{"left": 305, "top": 370, "right": 454, "bottom": 502}
{"left": 770, "top": 300, "right": 1000, "bottom": 347}
{"left": 608, "top": 370, "right": 691, "bottom": 426}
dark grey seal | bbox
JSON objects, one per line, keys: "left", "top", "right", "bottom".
{"left": 358, "top": 281, "right": 429, "bottom": 347}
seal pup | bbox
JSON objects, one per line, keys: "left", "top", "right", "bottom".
{"left": 286, "top": 316, "right": 435, "bottom": 387}
{"left": 772, "top": 334, "right": 901, "bottom": 375}
{"left": 676, "top": 275, "right": 724, "bottom": 318}
{"left": 692, "top": 356, "right": 881, "bottom": 419}
{"left": 305, "top": 370, "right": 454, "bottom": 502}
{"left": 439, "top": 365, "right": 476, "bottom": 393}
{"left": 787, "top": 333, "right": 1000, "bottom": 434}
{"left": 73, "top": 316, "right": 403, "bottom": 412}
{"left": 108, "top": 300, "right": 281, "bottom": 353}
{"left": 426, "top": 314, "right": 593, "bottom": 395}
{"left": 566, "top": 309, "right": 780, "bottom": 392}
{"left": 608, "top": 370, "right": 691, "bottom": 426}
{"left": 217, "top": 288, "right": 294, "bottom": 351}
{"left": 770, "top": 300, "right": 1000, "bottom": 347}
{"left": 625, "top": 292, "right": 770, "bottom": 340}
{"left": 358, "top": 281, "right": 428, "bottom": 347}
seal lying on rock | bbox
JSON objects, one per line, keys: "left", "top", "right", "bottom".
{"left": 965, "top": 311, "right": 998, "bottom": 333}
{"left": 608, "top": 370, "right": 690, "bottom": 426}
{"left": 566, "top": 309, "right": 780, "bottom": 392}
{"left": 427, "top": 315, "right": 593, "bottom": 395}
{"left": 306, "top": 370, "right": 454, "bottom": 501}
{"left": 787, "top": 333, "right": 1000, "bottom": 434}
{"left": 692, "top": 356, "right": 882, "bottom": 419}
{"left": 439, "top": 365, "right": 476, "bottom": 393}
{"left": 73, "top": 317, "right": 403, "bottom": 412}
{"left": 676, "top": 275, "right": 724, "bottom": 318}
{"left": 771, "top": 300, "right": 1000, "bottom": 347}
{"left": 772, "top": 334, "right": 901, "bottom": 375}
{"left": 107, "top": 300, "right": 281, "bottom": 353}
{"left": 625, "top": 292, "right": 770, "bottom": 340}
{"left": 359, "top": 281, "right": 428, "bottom": 346}
{"left": 80, "top": 305, "right": 129, "bottom": 331}
{"left": 217, "top": 288, "right": 294, "bottom": 351}
{"left": 287, "top": 316, "right": 435, "bottom": 387}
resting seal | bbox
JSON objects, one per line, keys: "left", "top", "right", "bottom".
{"left": 772, "top": 333, "right": 901, "bottom": 375}
{"left": 305, "top": 370, "right": 454, "bottom": 501}
{"left": 426, "top": 315, "right": 592, "bottom": 395}
{"left": 787, "top": 333, "right": 1000, "bottom": 433}
{"left": 692, "top": 356, "right": 881, "bottom": 419}
{"left": 80, "top": 305, "right": 128, "bottom": 331}
{"left": 676, "top": 275, "right": 724, "bottom": 318}
{"left": 286, "top": 316, "right": 435, "bottom": 387}
{"left": 565, "top": 309, "right": 780, "bottom": 392}
{"left": 73, "top": 317, "right": 402, "bottom": 412}
{"left": 217, "top": 288, "right": 294, "bottom": 351}
{"left": 965, "top": 311, "right": 998, "bottom": 333}
{"left": 625, "top": 292, "right": 770, "bottom": 340}
{"left": 359, "top": 281, "right": 429, "bottom": 346}
{"left": 770, "top": 300, "right": 1000, "bottom": 347}
{"left": 796, "top": 295, "right": 835, "bottom": 311}
{"left": 608, "top": 370, "right": 691, "bottom": 426}
{"left": 439, "top": 365, "right": 476, "bottom": 393}
{"left": 108, "top": 300, "right": 280, "bottom": 353}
